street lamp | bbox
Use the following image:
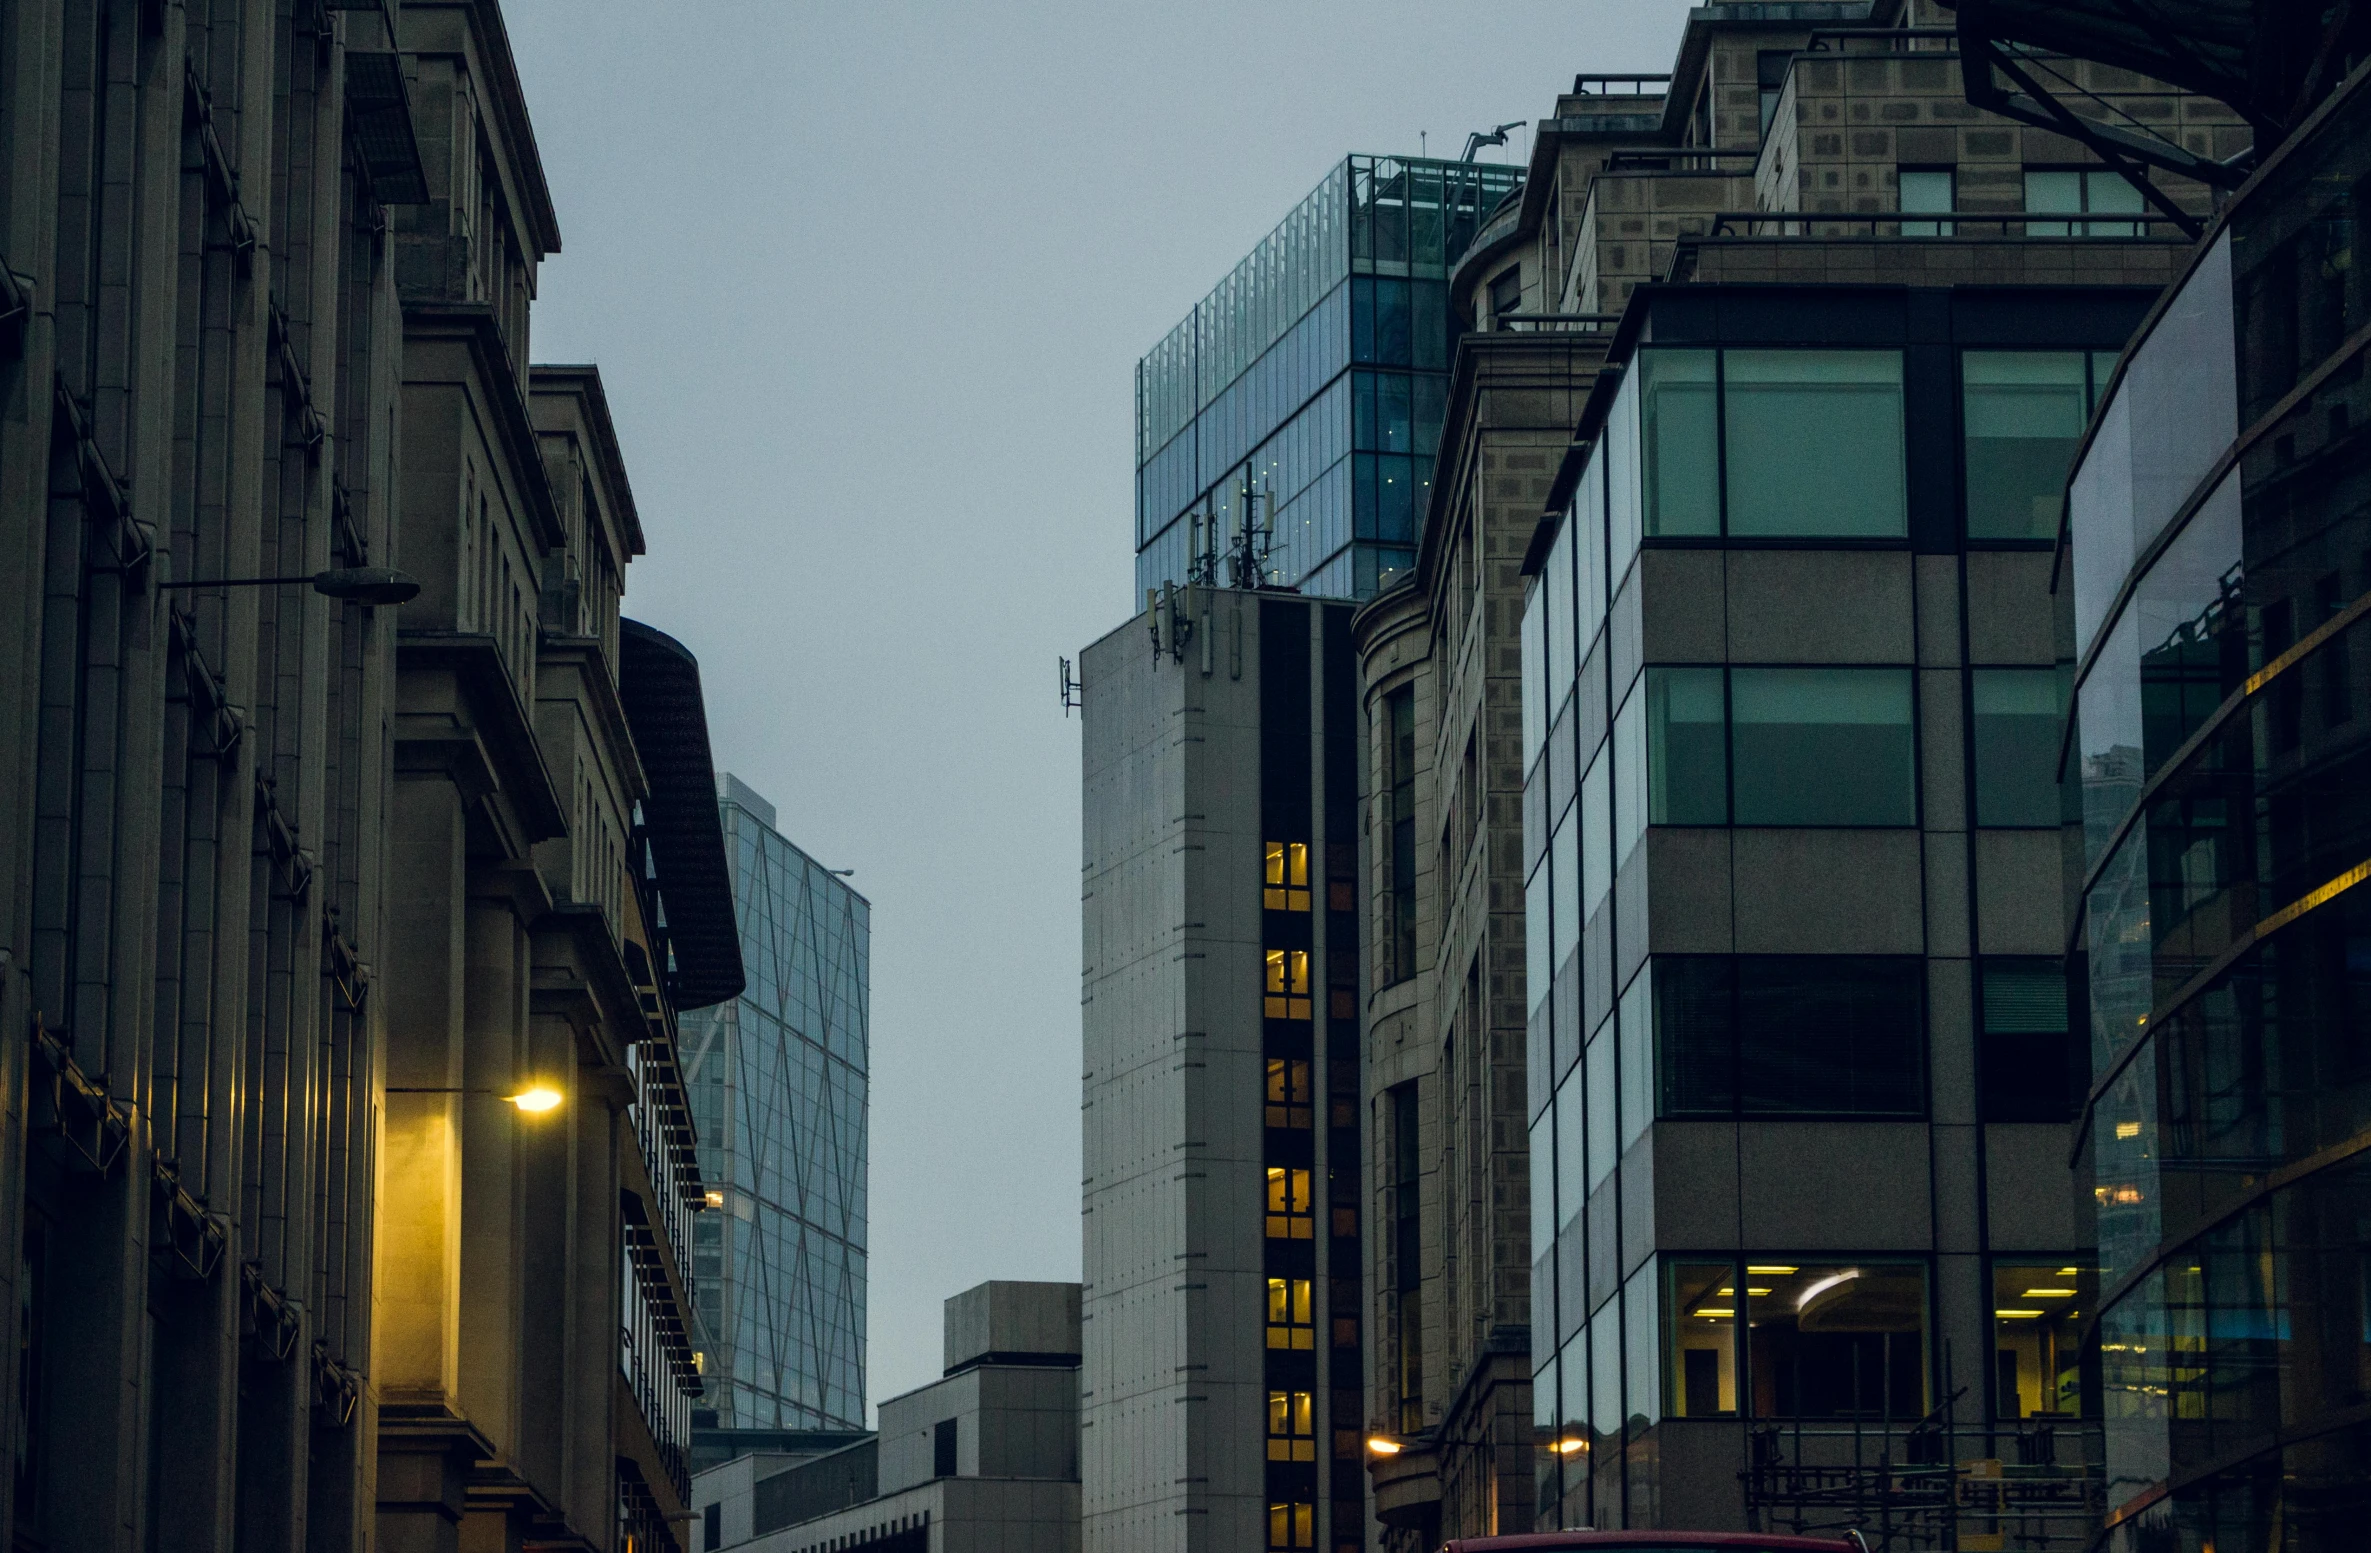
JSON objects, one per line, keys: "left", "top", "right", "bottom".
{"left": 159, "top": 566, "right": 421, "bottom": 606}
{"left": 388, "top": 1084, "right": 566, "bottom": 1112}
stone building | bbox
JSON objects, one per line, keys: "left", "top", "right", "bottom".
{"left": 1346, "top": 1, "right": 2241, "bottom": 1548}
{"left": 0, "top": 2, "right": 727, "bottom": 1549}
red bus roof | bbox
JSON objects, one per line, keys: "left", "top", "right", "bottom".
{"left": 1440, "top": 1535, "right": 1861, "bottom": 1552}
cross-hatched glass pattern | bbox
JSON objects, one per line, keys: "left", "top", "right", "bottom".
{"left": 1134, "top": 154, "right": 1523, "bottom": 603}
{"left": 681, "top": 785, "right": 869, "bottom": 1432}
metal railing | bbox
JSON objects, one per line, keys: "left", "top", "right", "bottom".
{"left": 1487, "top": 313, "right": 1620, "bottom": 334}
{"left": 1699, "top": 209, "right": 2197, "bottom": 239}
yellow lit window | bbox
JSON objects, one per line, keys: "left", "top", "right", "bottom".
{"left": 1266, "top": 1390, "right": 1316, "bottom": 1461}
{"left": 1265, "top": 1167, "right": 1313, "bottom": 1239}
{"left": 1264, "top": 841, "right": 1311, "bottom": 912}
{"left": 1264, "top": 949, "right": 1311, "bottom": 1020}
{"left": 1267, "top": 1277, "right": 1314, "bottom": 1350}
{"left": 1267, "top": 1501, "right": 1315, "bottom": 1550}
{"left": 1266, "top": 1058, "right": 1312, "bottom": 1128}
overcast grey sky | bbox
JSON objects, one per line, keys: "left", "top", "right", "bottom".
{"left": 504, "top": 0, "right": 1697, "bottom": 1417}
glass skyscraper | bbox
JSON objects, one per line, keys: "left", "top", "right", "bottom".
{"left": 1135, "top": 155, "right": 1523, "bottom": 603}
{"left": 684, "top": 774, "right": 870, "bottom": 1440}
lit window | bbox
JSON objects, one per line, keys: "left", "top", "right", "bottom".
{"left": 1264, "top": 841, "right": 1311, "bottom": 911}
{"left": 1265, "top": 949, "right": 1311, "bottom": 1020}
{"left": 1265, "top": 1167, "right": 1313, "bottom": 1239}
{"left": 1267, "top": 1500, "right": 1315, "bottom": 1550}
{"left": 1743, "top": 1262, "right": 1929, "bottom": 1418}
{"left": 1267, "top": 1278, "right": 1314, "bottom": 1350}
{"left": 1992, "top": 1261, "right": 2097, "bottom": 1418}
{"left": 1666, "top": 1260, "right": 1740, "bottom": 1416}
{"left": 1266, "top": 1390, "right": 1317, "bottom": 1461}
{"left": 1266, "top": 1059, "right": 1312, "bottom": 1129}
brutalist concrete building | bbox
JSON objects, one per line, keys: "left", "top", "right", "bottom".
{"left": 1080, "top": 589, "right": 1366, "bottom": 1553}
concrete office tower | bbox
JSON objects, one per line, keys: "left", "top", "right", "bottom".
{"left": 683, "top": 774, "right": 871, "bottom": 1464}
{"left": 1081, "top": 590, "right": 1366, "bottom": 1553}
{"left": 1972, "top": 5, "right": 2371, "bottom": 1547}
{"left": 1134, "top": 156, "right": 1522, "bottom": 604}
{"left": 0, "top": 4, "right": 730, "bottom": 1549}
{"left": 693, "top": 1281, "right": 1084, "bottom": 1552}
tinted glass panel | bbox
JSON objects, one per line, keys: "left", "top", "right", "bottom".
{"left": 1730, "top": 669, "right": 1916, "bottom": 825}
{"left": 1723, "top": 351, "right": 1907, "bottom": 537}
{"left": 1648, "top": 667, "right": 1728, "bottom": 824}
{"left": 1965, "top": 352, "right": 2089, "bottom": 541}
{"left": 1980, "top": 959, "right": 2081, "bottom": 1123}
{"left": 1737, "top": 957, "right": 1926, "bottom": 1115}
{"left": 1745, "top": 1263, "right": 1928, "bottom": 1419}
{"left": 1972, "top": 667, "right": 2068, "bottom": 826}
{"left": 1641, "top": 349, "right": 1720, "bottom": 537}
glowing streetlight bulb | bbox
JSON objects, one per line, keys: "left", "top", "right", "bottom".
{"left": 507, "top": 1086, "right": 563, "bottom": 1113}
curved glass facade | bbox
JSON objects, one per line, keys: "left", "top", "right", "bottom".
{"left": 1133, "top": 155, "right": 1520, "bottom": 602}
{"left": 2068, "top": 70, "right": 2371, "bottom": 1551}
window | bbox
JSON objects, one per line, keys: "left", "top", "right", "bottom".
{"left": 703, "top": 1503, "right": 721, "bottom": 1550}
{"left": 1666, "top": 1260, "right": 1741, "bottom": 1416}
{"left": 1746, "top": 1263, "right": 1928, "bottom": 1419}
{"left": 1489, "top": 266, "right": 1522, "bottom": 322}
{"left": 1646, "top": 668, "right": 1726, "bottom": 823}
{"left": 1730, "top": 668, "right": 1916, "bottom": 826}
{"left": 933, "top": 1417, "right": 958, "bottom": 1477}
{"left": 1267, "top": 1278, "right": 1315, "bottom": 1350}
{"left": 1758, "top": 50, "right": 1793, "bottom": 139}
{"left": 1265, "top": 841, "right": 1311, "bottom": 911}
{"left": 1551, "top": 806, "right": 1579, "bottom": 972}
{"left": 1898, "top": 167, "right": 1956, "bottom": 236}
{"left": 1656, "top": 956, "right": 1928, "bottom": 1118}
{"left": 1266, "top": 949, "right": 1311, "bottom": 1020}
{"left": 2025, "top": 168, "right": 2146, "bottom": 236}
{"left": 1725, "top": 351, "right": 1908, "bottom": 537}
{"left": 1971, "top": 668, "right": 2068, "bottom": 826}
{"left": 1640, "top": 350, "right": 1719, "bottom": 537}
{"left": 1979, "top": 959, "right": 2083, "bottom": 1123}
{"left": 1993, "top": 1261, "right": 2098, "bottom": 1418}
{"left": 1267, "top": 1500, "right": 1315, "bottom": 1550}
{"left": 1266, "top": 1167, "right": 1313, "bottom": 1239}
{"left": 1391, "top": 1084, "right": 1423, "bottom": 1430}
{"left": 1963, "top": 352, "right": 2098, "bottom": 540}
{"left": 1266, "top": 1059, "right": 1312, "bottom": 1129}
{"left": 1386, "top": 689, "right": 1417, "bottom": 983}
{"left": 1267, "top": 1390, "right": 1316, "bottom": 1461}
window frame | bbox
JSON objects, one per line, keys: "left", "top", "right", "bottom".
{"left": 1641, "top": 663, "right": 1924, "bottom": 831}
{"left": 1897, "top": 165, "right": 1957, "bottom": 237}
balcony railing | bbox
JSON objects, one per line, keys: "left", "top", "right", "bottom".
{"left": 1485, "top": 313, "right": 1621, "bottom": 334}
{"left": 1699, "top": 210, "right": 2196, "bottom": 239}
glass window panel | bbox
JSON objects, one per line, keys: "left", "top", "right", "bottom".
{"left": 1552, "top": 805, "right": 1581, "bottom": 969}
{"left": 1554, "top": 1065, "right": 1585, "bottom": 1237}
{"left": 1972, "top": 667, "right": 2069, "bottom": 826}
{"left": 1546, "top": 525, "right": 1575, "bottom": 704}
{"left": 2024, "top": 169, "right": 2083, "bottom": 236}
{"left": 1979, "top": 958, "right": 2080, "bottom": 1123}
{"left": 1523, "top": 580, "right": 1545, "bottom": 771}
{"left": 1723, "top": 350, "right": 1907, "bottom": 538}
{"left": 1898, "top": 168, "right": 1955, "bottom": 237}
{"left": 1613, "top": 685, "right": 1647, "bottom": 867}
{"left": 1965, "top": 352, "right": 2089, "bottom": 541}
{"left": 1557, "top": 1339, "right": 1588, "bottom": 1454}
{"left": 1579, "top": 447, "right": 1610, "bottom": 643}
{"left": 1378, "top": 454, "right": 1415, "bottom": 543}
{"left": 1580, "top": 740, "right": 1612, "bottom": 920}
{"left": 1737, "top": 956, "right": 1927, "bottom": 1115}
{"left": 1647, "top": 667, "right": 1728, "bottom": 824}
{"left": 1654, "top": 957, "right": 1736, "bottom": 1116}
{"left": 1585, "top": 1025, "right": 1617, "bottom": 1192}
{"left": 1667, "top": 1259, "right": 1741, "bottom": 1416}
{"left": 1745, "top": 1262, "right": 1928, "bottom": 1419}
{"left": 1640, "top": 350, "right": 1720, "bottom": 537}
{"left": 1608, "top": 370, "right": 1643, "bottom": 585}
{"left": 1993, "top": 1261, "right": 2098, "bottom": 1419}
{"left": 1381, "top": 374, "right": 1412, "bottom": 453}
{"left": 1378, "top": 279, "right": 1411, "bottom": 364}
{"left": 1530, "top": 1112, "right": 1556, "bottom": 1262}
{"left": 1730, "top": 668, "right": 1916, "bottom": 826}
{"left": 1589, "top": 1302, "right": 1623, "bottom": 1448}
{"left": 1527, "top": 863, "right": 1552, "bottom": 1017}
{"left": 1619, "top": 972, "right": 1653, "bottom": 1151}
{"left": 1623, "top": 1268, "right": 1662, "bottom": 1433}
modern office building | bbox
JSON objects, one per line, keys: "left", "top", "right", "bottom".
{"left": 1134, "top": 156, "right": 1523, "bottom": 605}
{"left": 691, "top": 1281, "right": 1083, "bottom": 1553}
{"left": 1079, "top": 588, "right": 1368, "bottom": 1553}
{"left": 1491, "top": 2, "right": 2240, "bottom": 1544}
{"left": 0, "top": 3, "right": 728, "bottom": 1549}
{"left": 1949, "top": 3, "right": 2371, "bottom": 1549}
{"left": 684, "top": 775, "right": 872, "bottom": 1460}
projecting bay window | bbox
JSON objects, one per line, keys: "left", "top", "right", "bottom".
{"left": 1266, "top": 1390, "right": 1317, "bottom": 1461}
{"left": 1265, "top": 841, "right": 1311, "bottom": 911}
{"left": 1267, "top": 1278, "right": 1315, "bottom": 1351}
{"left": 1266, "top": 949, "right": 1311, "bottom": 1020}
{"left": 1266, "top": 1059, "right": 1313, "bottom": 1129}
{"left": 1266, "top": 1167, "right": 1314, "bottom": 1240}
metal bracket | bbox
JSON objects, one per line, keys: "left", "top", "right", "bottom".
{"left": 29, "top": 1014, "right": 130, "bottom": 1177}
{"left": 151, "top": 1156, "right": 229, "bottom": 1281}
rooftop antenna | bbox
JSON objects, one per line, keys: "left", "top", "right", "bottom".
{"left": 1228, "top": 475, "right": 1273, "bottom": 591}
{"left": 1462, "top": 120, "right": 1525, "bottom": 163}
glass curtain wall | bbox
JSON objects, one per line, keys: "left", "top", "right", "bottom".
{"left": 682, "top": 778, "right": 871, "bottom": 1436}
{"left": 2066, "top": 72, "right": 2371, "bottom": 1553}
{"left": 1134, "top": 156, "right": 1522, "bottom": 603}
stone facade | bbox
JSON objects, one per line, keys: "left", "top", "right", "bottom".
{"left": 0, "top": 3, "right": 719, "bottom": 1549}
